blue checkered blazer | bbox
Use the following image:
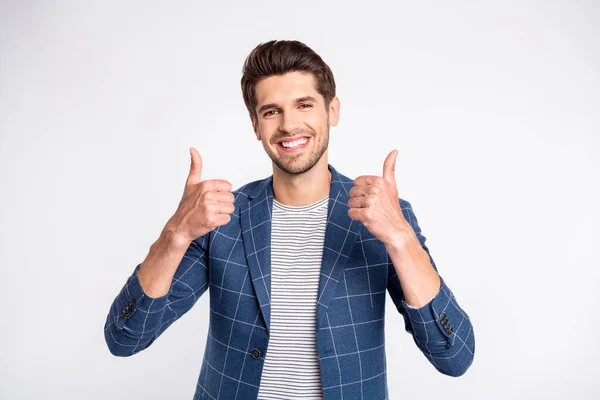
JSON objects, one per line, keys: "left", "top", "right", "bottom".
{"left": 105, "top": 163, "right": 475, "bottom": 399}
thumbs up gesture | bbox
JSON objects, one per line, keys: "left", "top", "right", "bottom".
{"left": 347, "top": 149, "right": 413, "bottom": 248}
{"left": 164, "top": 147, "right": 235, "bottom": 246}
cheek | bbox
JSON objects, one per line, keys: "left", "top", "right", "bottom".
{"left": 305, "top": 115, "right": 327, "bottom": 134}
{"left": 257, "top": 123, "right": 277, "bottom": 142}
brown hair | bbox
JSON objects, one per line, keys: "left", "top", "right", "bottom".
{"left": 241, "top": 40, "right": 336, "bottom": 120}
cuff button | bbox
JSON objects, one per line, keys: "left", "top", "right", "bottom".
{"left": 120, "top": 299, "right": 136, "bottom": 318}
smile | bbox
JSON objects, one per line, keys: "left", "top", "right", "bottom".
{"left": 278, "top": 137, "right": 310, "bottom": 152}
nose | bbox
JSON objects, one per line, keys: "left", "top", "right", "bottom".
{"left": 278, "top": 109, "right": 300, "bottom": 134}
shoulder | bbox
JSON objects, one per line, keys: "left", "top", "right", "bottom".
{"left": 231, "top": 177, "right": 266, "bottom": 204}
{"left": 329, "top": 164, "right": 357, "bottom": 197}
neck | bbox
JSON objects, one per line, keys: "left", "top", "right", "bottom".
{"left": 272, "top": 155, "right": 331, "bottom": 206}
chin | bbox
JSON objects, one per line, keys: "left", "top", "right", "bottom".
{"left": 274, "top": 154, "right": 322, "bottom": 175}
{"left": 276, "top": 162, "right": 313, "bottom": 175}
{"left": 267, "top": 139, "right": 328, "bottom": 175}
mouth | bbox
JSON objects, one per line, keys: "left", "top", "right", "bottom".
{"left": 277, "top": 136, "right": 310, "bottom": 153}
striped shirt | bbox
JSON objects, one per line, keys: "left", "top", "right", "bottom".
{"left": 256, "top": 195, "right": 329, "bottom": 400}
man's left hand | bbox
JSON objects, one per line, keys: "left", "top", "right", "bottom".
{"left": 347, "top": 149, "right": 415, "bottom": 248}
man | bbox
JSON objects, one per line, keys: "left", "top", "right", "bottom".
{"left": 105, "top": 40, "right": 475, "bottom": 400}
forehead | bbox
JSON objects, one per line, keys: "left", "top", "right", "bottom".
{"left": 254, "top": 71, "right": 321, "bottom": 107}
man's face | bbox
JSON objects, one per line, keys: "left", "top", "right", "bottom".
{"left": 251, "top": 71, "right": 339, "bottom": 175}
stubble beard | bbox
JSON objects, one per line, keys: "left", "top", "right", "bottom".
{"left": 268, "top": 124, "right": 330, "bottom": 176}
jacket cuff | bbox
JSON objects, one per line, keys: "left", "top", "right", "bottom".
{"left": 113, "top": 263, "right": 169, "bottom": 332}
{"left": 401, "top": 276, "right": 460, "bottom": 347}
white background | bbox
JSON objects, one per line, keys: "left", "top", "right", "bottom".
{"left": 1, "top": 1, "right": 598, "bottom": 399}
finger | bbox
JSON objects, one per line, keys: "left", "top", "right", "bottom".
{"left": 353, "top": 175, "right": 383, "bottom": 187}
{"left": 347, "top": 208, "right": 366, "bottom": 222}
{"left": 349, "top": 185, "right": 376, "bottom": 198}
{"left": 213, "top": 213, "right": 232, "bottom": 226}
{"left": 212, "top": 202, "right": 236, "bottom": 215}
{"left": 383, "top": 149, "right": 398, "bottom": 184}
{"left": 186, "top": 147, "right": 203, "bottom": 187}
{"left": 209, "top": 191, "right": 235, "bottom": 203}
{"left": 204, "top": 212, "right": 232, "bottom": 229}
{"left": 218, "top": 191, "right": 236, "bottom": 203}
{"left": 348, "top": 196, "right": 370, "bottom": 209}
{"left": 200, "top": 179, "right": 233, "bottom": 192}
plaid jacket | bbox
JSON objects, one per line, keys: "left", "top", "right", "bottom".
{"left": 104, "top": 163, "right": 475, "bottom": 399}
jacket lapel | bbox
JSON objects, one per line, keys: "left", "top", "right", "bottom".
{"left": 315, "top": 165, "right": 361, "bottom": 333}
{"left": 240, "top": 175, "right": 274, "bottom": 333}
{"left": 240, "top": 164, "right": 361, "bottom": 335}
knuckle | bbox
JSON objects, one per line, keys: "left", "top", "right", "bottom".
{"left": 205, "top": 214, "right": 216, "bottom": 226}
{"left": 217, "top": 179, "right": 231, "bottom": 191}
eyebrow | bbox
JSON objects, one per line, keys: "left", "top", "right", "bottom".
{"left": 257, "top": 96, "right": 318, "bottom": 115}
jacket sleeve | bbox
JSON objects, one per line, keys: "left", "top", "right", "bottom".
{"left": 387, "top": 199, "right": 475, "bottom": 377}
{"left": 104, "top": 234, "right": 210, "bottom": 357}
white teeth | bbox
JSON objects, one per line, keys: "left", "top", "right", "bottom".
{"left": 281, "top": 138, "right": 308, "bottom": 148}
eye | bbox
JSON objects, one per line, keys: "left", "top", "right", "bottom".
{"left": 263, "top": 110, "right": 278, "bottom": 117}
{"left": 299, "top": 104, "right": 312, "bottom": 109}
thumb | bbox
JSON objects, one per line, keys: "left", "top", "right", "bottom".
{"left": 383, "top": 149, "right": 398, "bottom": 184}
{"left": 186, "top": 147, "right": 203, "bottom": 186}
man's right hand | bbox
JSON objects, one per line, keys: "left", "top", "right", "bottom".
{"left": 137, "top": 147, "right": 234, "bottom": 298}
{"left": 164, "top": 147, "right": 235, "bottom": 247}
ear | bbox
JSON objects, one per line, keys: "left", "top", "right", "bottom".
{"left": 328, "top": 96, "right": 340, "bottom": 126}
{"left": 250, "top": 113, "right": 260, "bottom": 140}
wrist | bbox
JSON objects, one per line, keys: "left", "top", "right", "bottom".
{"left": 384, "top": 229, "right": 416, "bottom": 252}
{"left": 159, "top": 226, "right": 192, "bottom": 252}
{"left": 385, "top": 232, "right": 426, "bottom": 264}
